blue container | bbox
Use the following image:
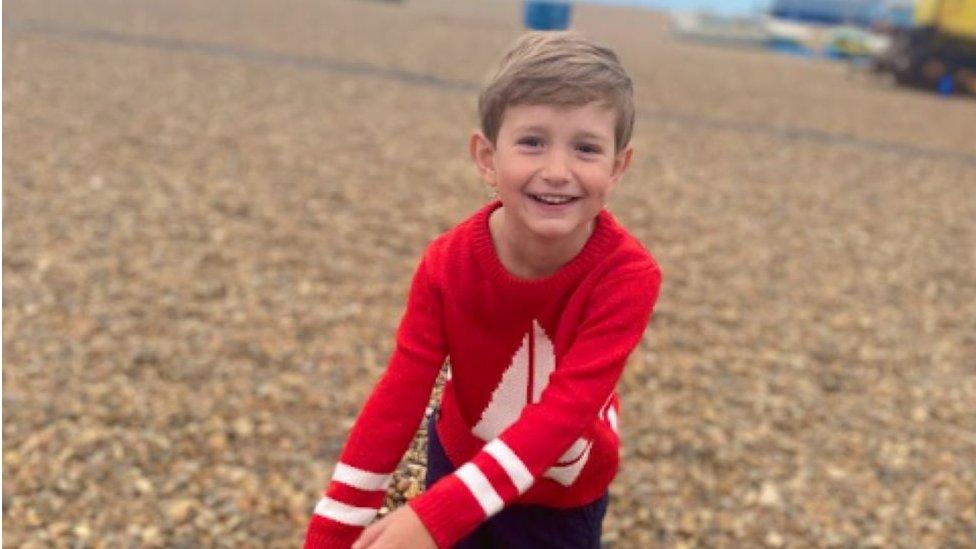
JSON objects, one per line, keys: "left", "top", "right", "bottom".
{"left": 937, "top": 74, "right": 955, "bottom": 96}
{"left": 524, "top": 1, "right": 572, "bottom": 31}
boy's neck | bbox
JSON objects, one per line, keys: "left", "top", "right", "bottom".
{"left": 488, "top": 206, "right": 594, "bottom": 280}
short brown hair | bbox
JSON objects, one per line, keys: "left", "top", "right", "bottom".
{"left": 478, "top": 31, "right": 635, "bottom": 152}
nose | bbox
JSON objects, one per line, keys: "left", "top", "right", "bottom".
{"left": 541, "top": 150, "right": 570, "bottom": 185}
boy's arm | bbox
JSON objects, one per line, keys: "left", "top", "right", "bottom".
{"left": 406, "top": 265, "right": 662, "bottom": 548}
{"left": 304, "top": 256, "right": 447, "bottom": 548}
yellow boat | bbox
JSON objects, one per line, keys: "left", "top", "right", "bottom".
{"left": 874, "top": 0, "right": 976, "bottom": 94}
{"left": 916, "top": 0, "right": 976, "bottom": 39}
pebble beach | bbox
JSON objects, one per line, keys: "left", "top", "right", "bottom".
{"left": 3, "top": 0, "right": 976, "bottom": 546}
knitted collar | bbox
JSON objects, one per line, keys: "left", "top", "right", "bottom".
{"left": 470, "top": 199, "right": 621, "bottom": 289}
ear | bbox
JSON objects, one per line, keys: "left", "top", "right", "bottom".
{"left": 609, "top": 145, "right": 634, "bottom": 188}
{"left": 469, "top": 131, "right": 497, "bottom": 188}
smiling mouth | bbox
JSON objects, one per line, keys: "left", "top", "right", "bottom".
{"left": 527, "top": 193, "right": 580, "bottom": 205}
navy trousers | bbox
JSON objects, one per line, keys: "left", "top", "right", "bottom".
{"left": 424, "top": 409, "right": 609, "bottom": 548}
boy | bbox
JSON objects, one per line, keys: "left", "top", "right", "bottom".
{"left": 304, "top": 31, "right": 662, "bottom": 548}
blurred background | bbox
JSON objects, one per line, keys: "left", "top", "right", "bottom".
{"left": 3, "top": 0, "right": 975, "bottom": 546}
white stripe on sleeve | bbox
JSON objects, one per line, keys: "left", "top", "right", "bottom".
{"left": 333, "top": 462, "right": 392, "bottom": 492}
{"left": 313, "top": 496, "right": 378, "bottom": 526}
{"left": 484, "top": 439, "right": 534, "bottom": 494}
{"left": 455, "top": 463, "right": 504, "bottom": 517}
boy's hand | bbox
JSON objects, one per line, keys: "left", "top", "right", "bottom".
{"left": 351, "top": 505, "right": 436, "bottom": 549}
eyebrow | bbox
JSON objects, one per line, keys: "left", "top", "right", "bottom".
{"left": 513, "top": 126, "right": 611, "bottom": 142}
{"left": 574, "top": 130, "right": 611, "bottom": 142}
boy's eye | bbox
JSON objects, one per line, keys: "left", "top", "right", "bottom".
{"left": 517, "top": 137, "right": 543, "bottom": 148}
{"left": 576, "top": 143, "right": 602, "bottom": 154}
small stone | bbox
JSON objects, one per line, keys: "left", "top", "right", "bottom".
{"left": 911, "top": 406, "right": 928, "bottom": 422}
{"left": 48, "top": 522, "right": 70, "bottom": 538}
{"left": 865, "top": 533, "right": 886, "bottom": 547}
{"left": 232, "top": 418, "right": 254, "bottom": 438}
{"left": 208, "top": 432, "right": 229, "bottom": 452}
{"left": 134, "top": 478, "right": 154, "bottom": 495}
{"left": 25, "top": 509, "right": 42, "bottom": 527}
{"left": 404, "top": 481, "right": 422, "bottom": 500}
{"left": 140, "top": 527, "right": 163, "bottom": 544}
{"left": 764, "top": 531, "right": 785, "bottom": 547}
{"left": 758, "top": 482, "right": 782, "bottom": 508}
{"left": 827, "top": 466, "right": 847, "bottom": 480}
{"left": 73, "top": 523, "right": 92, "bottom": 539}
{"left": 165, "top": 499, "right": 197, "bottom": 524}
{"left": 678, "top": 511, "right": 696, "bottom": 533}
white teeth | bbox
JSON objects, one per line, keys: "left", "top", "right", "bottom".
{"left": 532, "top": 194, "right": 576, "bottom": 205}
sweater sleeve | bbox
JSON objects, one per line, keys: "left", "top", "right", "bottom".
{"left": 407, "top": 266, "right": 662, "bottom": 548}
{"left": 304, "top": 255, "right": 448, "bottom": 548}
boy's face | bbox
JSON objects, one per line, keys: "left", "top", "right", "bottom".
{"left": 470, "top": 101, "right": 633, "bottom": 244}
